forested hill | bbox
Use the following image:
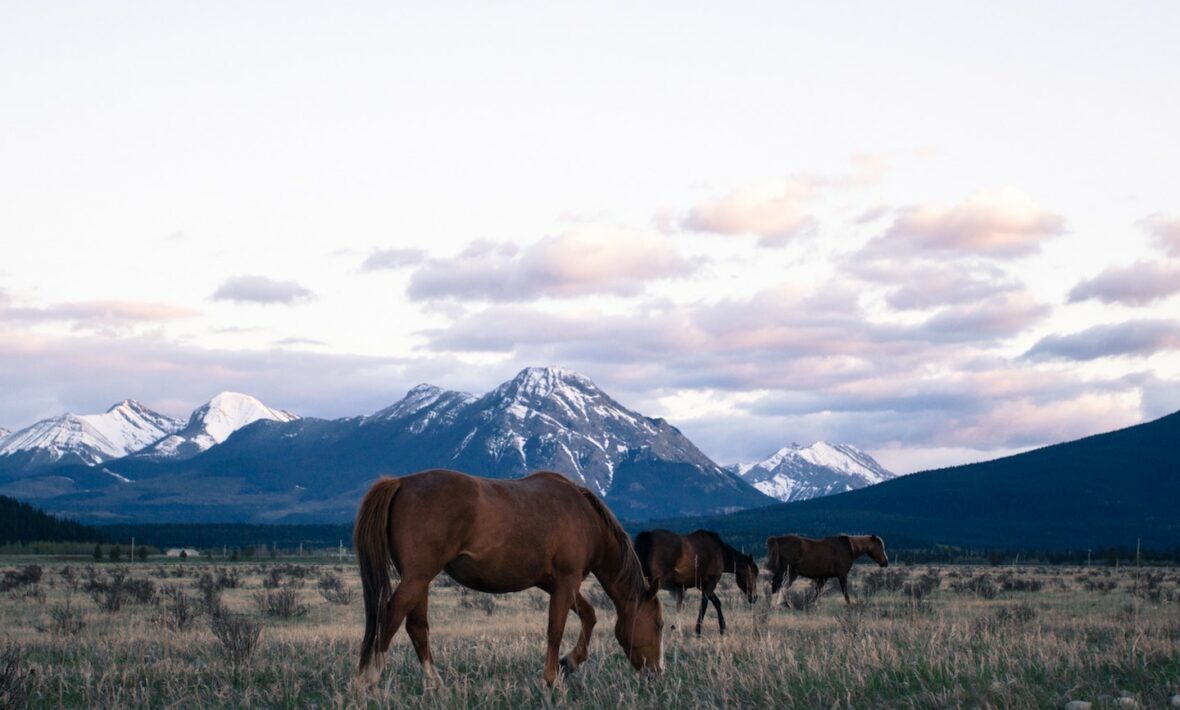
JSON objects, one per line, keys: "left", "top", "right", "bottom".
{"left": 0, "top": 495, "right": 102, "bottom": 544}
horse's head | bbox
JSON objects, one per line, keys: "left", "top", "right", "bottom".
{"left": 867, "top": 535, "right": 889, "bottom": 567}
{"left": 615, "top": 576, "right": 664, "bottom": 675}
{"left": 735, "top": 554, "right": 759, "bottom": 603}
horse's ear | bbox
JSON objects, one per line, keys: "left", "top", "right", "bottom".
{"left": 646, "top": 575, "right": 661, "bottom": 600}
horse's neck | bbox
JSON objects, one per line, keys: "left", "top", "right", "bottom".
{"left": 591, "top": 536, "right": 639, "bottom": 612}
{"left": 718, "top": 544, "right": 737, "bottom": 572}
{"left": 846, "top": 536, "right": 868, "bottom": 558}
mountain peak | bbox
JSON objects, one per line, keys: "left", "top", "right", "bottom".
{"left": 0, "top": 401, "right": 182, "bottom": 468}
{"left": 731, "top": 440, "right": 895, "bottom": 502}
{"left": 134, "top": 392, "right": 298, "bottom": 461}
{"left": 369, "top": 384, "right": 475, "bottom": 423}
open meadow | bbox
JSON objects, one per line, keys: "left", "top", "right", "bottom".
{"left": 2, "top": 559, "right": 1179, "bottom": 708}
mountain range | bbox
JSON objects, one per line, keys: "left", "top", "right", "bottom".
{"left": 1, "top": 367, "right": 884, "bottom": 523}
{"left": 653, "top": 408, "right": 1180, "bottom": 551}
{"left": 729, "top": 441, "right": 895, "bottom": 502}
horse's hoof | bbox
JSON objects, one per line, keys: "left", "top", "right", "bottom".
{"left": 559, "top": 657, "right": 576, "bottom": 675}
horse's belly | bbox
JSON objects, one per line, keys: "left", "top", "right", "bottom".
{"left": 443, "top": 552, "right": 550, "bottom": 594}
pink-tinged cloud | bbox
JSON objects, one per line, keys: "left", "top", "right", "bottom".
{"left": 1025, "top": 319, "right": 1180, "bottom": 361}
{"left": 681, "top": 180, "right": 817, "bottom": 245}
{"left": 1140, "top": 213, "right": 1180, "bottom": 256}
{"left": 212, "top": 275, "right": 315, "bottom": 305}
{"left": 865, "top": 189, "right": 1065, "bottom": 258}
{"left": 1068, "top": 261, "right": 1180, "bottom": 305}
{"left": 407, "top": 227, "right": 695, "bottom": 302}
{"left": 1, "top": 299, "right": 199, "bottom": 328}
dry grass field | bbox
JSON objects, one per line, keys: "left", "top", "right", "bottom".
{"left": 2, "top": 559, "right": 1179, "bottom": 708}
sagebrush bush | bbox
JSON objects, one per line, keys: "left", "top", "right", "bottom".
{"left": 210, "top": 612, "right": 262, "bottom": 664}
{"left": 316, "top": 573, "right": 355, "bottom": 606}
{"left": 0, "top": 642, "right": 30, "bottom": 709}
{"left": 254, "top": 588, "right": 308, "bottom": 618}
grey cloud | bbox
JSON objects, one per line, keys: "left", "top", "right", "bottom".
{"left": 0, "top": 329, "right": 480, "bottom": 428}
{"left": 1141, "top": 214, "right": 1180, "bottom": 256}
{"left": 918, "top": 293, "right": 1050, "bottom": 343}
{"left": 361, "top": 248, "right": 426, "bottom": 271}
{"left": 1069, "top": 261, "right": 1180, "bottom": 305}
{"left": 1025, "top": 319, "right": 1180, "bottom": 361}
{"left": 211, "top": 275, "right": 315, "bottom": 305}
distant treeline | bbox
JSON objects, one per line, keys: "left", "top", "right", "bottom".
{"left": 0, "top": 495, "right": 102, "bottom": 544}
{"left": 98, "top": 523, "right": 353, "bottom": 551}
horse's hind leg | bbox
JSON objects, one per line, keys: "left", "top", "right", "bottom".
{"left": 706, "top": 585, "right": 726, "bottom": 635}
{"left": 695, "top": 588, "right": 709, "bottom": 635}
{"left": 560, "top": 590, "right": 597, "bottom": 674}
{"left": 405, "top": 595, "right": 443, "bottom": 690}
{"left": 837, "top": 573, "right": 851, "bottom": 606}
{"left": 368, "top": 577, "right": 430, "bottom": 687}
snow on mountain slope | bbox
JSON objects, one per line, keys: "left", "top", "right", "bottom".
{"left": 137, "top": 392, "right": 298, "bottom": 460}
{"left": 729, "top": 441, "right": 896, "bottom": 502}
{"left": 371, "top": 367, "right": 762, "bottom": 508}
{"left": 0, "top": 400, "right": 183, "bottom": 469}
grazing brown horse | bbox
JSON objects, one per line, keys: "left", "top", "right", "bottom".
{"left": 634, "top": 529, "right": 759, "bottom": 636}
{"left": 765, "top": 534, "right": 889, "bottom": 607}
{"left": 354, "top": 469, "right": 663, "bottom": 689}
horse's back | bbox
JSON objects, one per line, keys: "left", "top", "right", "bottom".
{"left": 635, "top": 529, "right": 687, "bottom": 585}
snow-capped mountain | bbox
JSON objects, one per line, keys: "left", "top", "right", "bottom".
{"left": 3, "top": 367, "right": 772, "bottom": 522}
{"left": 729, "top": 441, "right": 895, "bottom": 502}
{"left": 136, "top": 392, "right": 298, "bottom": 460}
{"left": 0, "top": 427, "right": 9, "bottom": 441}
{"left": 0, "top": 400, "right": 183, "bottom": 472}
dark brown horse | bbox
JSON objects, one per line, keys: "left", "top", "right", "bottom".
{"left": 354, "top": 469, "right": 663, "bottom": 689}
{"left": 765, "top": 534, "right": 888, "bottom": 607}
{"left": 634, "top": 529, "right": 758, "bottom": 636}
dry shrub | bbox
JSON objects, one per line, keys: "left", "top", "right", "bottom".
{"left": 158, "top": 585, "right": 196, "bottom": 631}
{"left": 528, "top": 592, "right": 548, "bottom": 611}
{"left": 210, "top": 612, "right": 262, "bottom": 664}
{"left": 786, "top": 585, "right": 821, "bottom": 612}
{"left": 1, "top": 565, "right": 42, "bottom": 592}
{"left": 39, "top": 600, "right": 86, "bottom": 635}
{"left": 0, "top": 642, "right": 30, "bottom": 709}
{"left": 458, "top": 588, "right": 497, "bottom": 615}
{"left": 254, "top": 589, "right": 308, "bottom": 618}
{"left": 316, "top": 573, "right": 355, "bottom": 606}
{"left": 196, "top": 573, "right": 223, "bottom": 616}
{"left": 973, "top": 602, "right": 1038, "bottom": 634}
{"left": 862, "top": 568, "right": 908, "bottom": 597}
{"left": 998, "top": 573, "right": 1044, "bottom": 592}
{"left": 86, "top": 570, "right": 128, "bottom": 612}
{"left": 951, "top": 574, "right": 998, "bottom": 599}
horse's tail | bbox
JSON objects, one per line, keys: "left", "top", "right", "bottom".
{"left": 355, "top": 476, "right": 402, "bottom": 675}
{"left": 634, "top": 531, "right": 655, "bottom": 581}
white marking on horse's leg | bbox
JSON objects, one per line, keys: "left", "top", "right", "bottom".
{"left": 361, "top": 651, "right": 385, "bottom": 689}
{"left": 422, "top": 660, "right": 444, "bottom": 691}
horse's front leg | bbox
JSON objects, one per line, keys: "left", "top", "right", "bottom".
{"left": 560, "top": 589, "right": 597, "bottom": 674}
{"left": 543, "top": 581, "right": 576, "bottom": 686}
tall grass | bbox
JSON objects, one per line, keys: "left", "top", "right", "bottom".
{"left": 1, "top": 561, "right": 1177, "bottom": 707}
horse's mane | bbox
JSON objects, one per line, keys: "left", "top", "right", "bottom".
{"left": 693, "top": 529, "right": 753, "bottom": 568}
{"left": 578, "top": 487, "right": 648, "bottom": 602}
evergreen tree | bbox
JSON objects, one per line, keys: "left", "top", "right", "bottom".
{"left": 109, "top": 545, "right": 122, "bottom": 561}
{"left": 93, "top": 543, "right": 103, "bottom": 561}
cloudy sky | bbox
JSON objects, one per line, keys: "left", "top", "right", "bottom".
{"left": 2, "top": 2, "right": 1179, "bottom": 472}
